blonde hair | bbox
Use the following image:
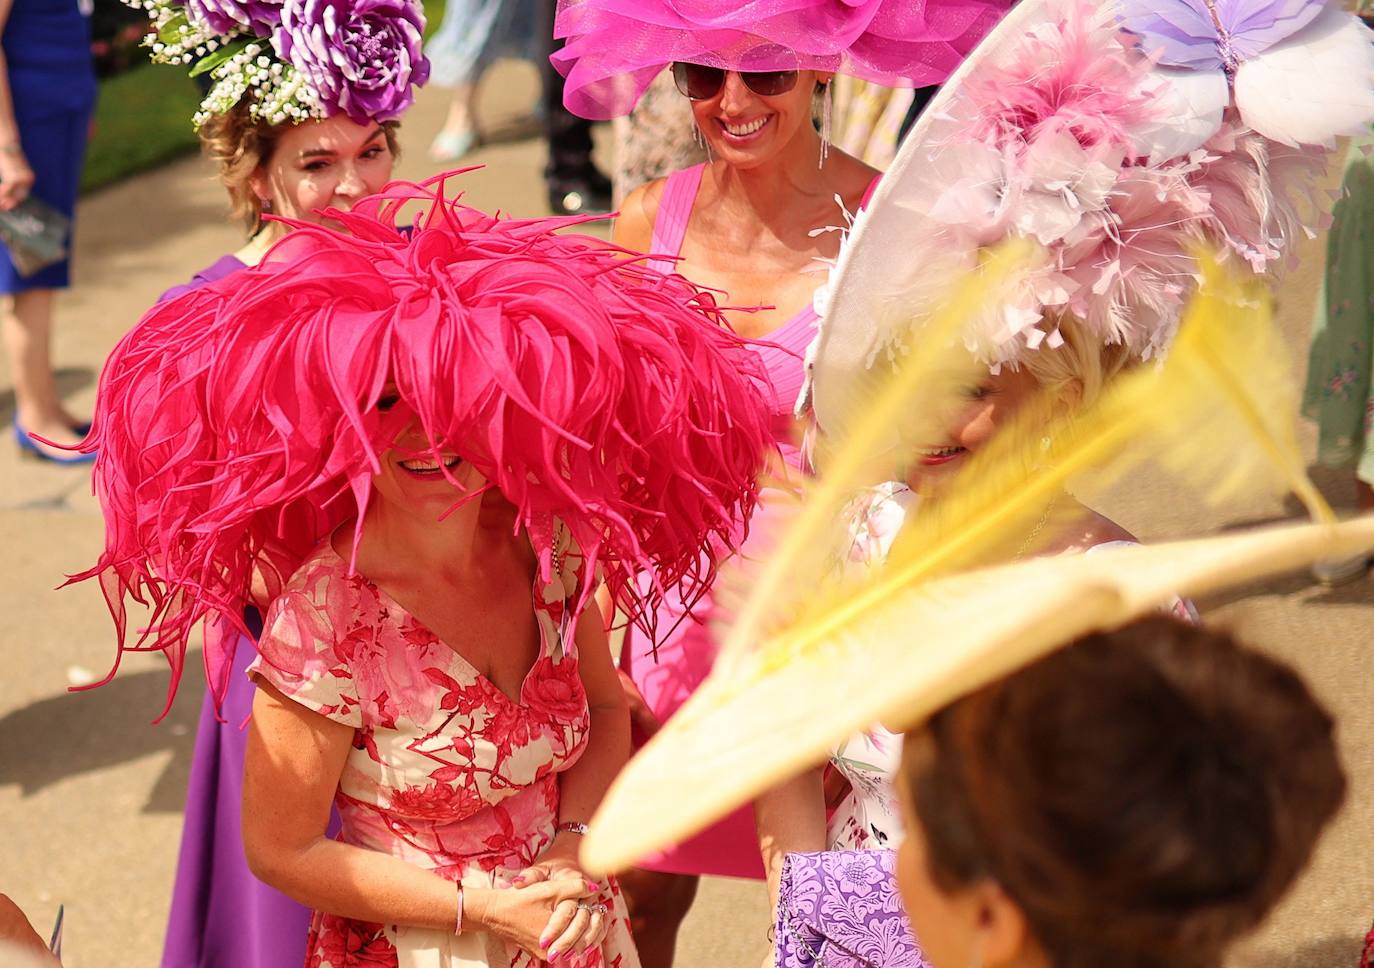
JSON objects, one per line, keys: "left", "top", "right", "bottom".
{"left": 1020, "top": 316, "right": 1134, "bottom": 409}
{"left": 196, "top": 101, "right": 401, "bottom": 235}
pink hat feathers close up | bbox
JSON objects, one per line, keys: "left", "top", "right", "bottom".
{"left": 71, "top": 176, "right": 778, "bottom": 716}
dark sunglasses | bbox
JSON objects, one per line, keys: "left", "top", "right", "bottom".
{"left": 671, "top": 62, "right": 799, "bottom": 101}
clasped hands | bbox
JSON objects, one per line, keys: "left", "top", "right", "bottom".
{"left": 468, "top": 837, "right": 611, "bottom": 963}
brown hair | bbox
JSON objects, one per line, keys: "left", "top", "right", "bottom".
{"left": 196, "top": 100, "right": 401, "bottom": 234}
{"left": 904, "top": 616, "right": 1345, "bottom": 968}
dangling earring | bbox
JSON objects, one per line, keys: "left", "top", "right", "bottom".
{"left": 818, "top": 80, "right": 833, "bottom": 169}
{"left": 260, "top": 197, "right": 273, "bottom": 214}
{"left": 692, "top": 121, "right": 712, "bottom": 161}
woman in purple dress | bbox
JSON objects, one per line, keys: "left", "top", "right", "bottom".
{"left": 161, "top": 112, "right": 405, "bottom": 968}
{"left": 140, "top": 0, "right": 428, "bottom": 962}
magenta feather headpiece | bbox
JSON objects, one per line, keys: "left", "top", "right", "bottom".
{"left": 551, "top": 0, "right": 1014, "bottom": 120}
{"left": 71, "top": 177, "right": 776, "bottom": 716}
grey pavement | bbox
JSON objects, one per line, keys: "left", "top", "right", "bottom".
{"left": 0, "top": 60, "right": 1368, "bottom": 968}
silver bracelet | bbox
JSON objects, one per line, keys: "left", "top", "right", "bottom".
{"left": 556, "top": 821, "right": 589, "bottom": 836}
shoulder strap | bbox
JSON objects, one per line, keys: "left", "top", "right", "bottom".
{"left": 647, "top": 163, "right": 707, "bottom": 273}
{"left": 858, "top": 173, "right": 882, "bottom": 211}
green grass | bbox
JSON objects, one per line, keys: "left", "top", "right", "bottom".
{"left": 82, "top": 63, "right": 204, "bottom": 194}
{"left": 82, "top": 0, "right": 448, "bottom": 194}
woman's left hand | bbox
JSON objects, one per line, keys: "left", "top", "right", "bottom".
{"left": 514, "top": 836, "right": 611, "bottom": 960}
{"left": 0, "top": 146, "right": 33, "bottom": 210}
{"left": 513, "top": 835, "right": 587, "bottom": 887}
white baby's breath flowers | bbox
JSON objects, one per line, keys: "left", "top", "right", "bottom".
{"left": 125, "top": 0, "right": 327, "bottom": 131}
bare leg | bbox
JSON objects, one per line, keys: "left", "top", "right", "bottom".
{"left": 3, "top": 288, "right": 84, "bottom": 455}
{"left": 616, "top": 868, "right": 699, "bottom": 968}
{"left": 430, "top": 83, "right": 479, "bottom": 161}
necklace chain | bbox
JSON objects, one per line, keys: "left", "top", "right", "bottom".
{"left": 1014, "top": 498, "right": 1057, "bottom": 560}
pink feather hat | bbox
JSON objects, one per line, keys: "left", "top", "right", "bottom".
{"left": 551, "top": 0, "right": 1014, "bottom": 120}
{"left": 70, "top": 176, "right": 777, "bottom": 716}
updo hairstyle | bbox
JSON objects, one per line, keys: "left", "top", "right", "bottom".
{"left": 1018, "top": 315, "right": 1135, "bottom": 409}
{"left": 903, "top": 615, "right": 1345, "bottom": 968}
{"left": 196, "top": 99, "right": 401, "bottom": 233}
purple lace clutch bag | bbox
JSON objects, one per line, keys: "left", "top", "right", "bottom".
{"left": 775, "top": 850, "right": 927, "bottom": 968}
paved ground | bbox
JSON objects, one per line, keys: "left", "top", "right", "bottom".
{"left": 0, "top": 61, "right": 1368, "bottom": 968}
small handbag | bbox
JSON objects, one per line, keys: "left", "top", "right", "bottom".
{"left": 0, "top": 196, "right": 70, "bottom": 277}
{"left": 775, "top": 850, "right": 927, "bottom": 968}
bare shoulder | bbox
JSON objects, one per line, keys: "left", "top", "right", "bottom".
{"left": 828, "top": 150, "right": 882, "bottom": 213}
{"left": 612, "top": 177, "right": 667, "bottom": 252}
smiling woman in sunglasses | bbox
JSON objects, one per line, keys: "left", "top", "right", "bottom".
{"left": 551, "top": 1, "right": 1012, "bottom": 963}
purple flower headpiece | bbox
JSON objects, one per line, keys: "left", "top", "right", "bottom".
{"left": 126, "top": 0, "right": 429, "bottom": 128}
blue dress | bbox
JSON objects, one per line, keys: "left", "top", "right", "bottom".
{"left": 0, "top": 0, "right": 97, "bottom": 293}
{"left": 424, "top": 0, "right": 539, "bottom": 89}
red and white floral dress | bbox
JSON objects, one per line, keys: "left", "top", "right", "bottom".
{"left": 249, "top": 538, "right": 639, "bottom": 968}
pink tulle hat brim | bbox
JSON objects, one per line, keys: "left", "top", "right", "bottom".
{"left": 552, "top": 0, "right": 1015, "bottom": 120}
{"left": 72, "top": 173, "right": 777, "bottom": 718}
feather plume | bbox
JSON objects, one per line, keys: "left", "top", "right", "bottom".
{"left": 581, "top": 259, "right": 1351, "bottom": 874}
{"left": 712, "top": 242, "right": 1033, "bottom": 669}
{"left": 584, "top": 514, "right": 1374, "bottom": 875}
{"left": 1191, "top": 118, "right": 1332, "bottom": 272}
{"left": 719, "top": 252, "right": 1329, "bottom": 695}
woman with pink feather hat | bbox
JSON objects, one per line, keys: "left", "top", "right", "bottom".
{"left": 73, "top": 178, "right": 780, "bottom": 968}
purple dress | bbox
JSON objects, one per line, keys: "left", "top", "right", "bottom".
{"left": 160, "top": 254, "right": 321, "bottom": 968}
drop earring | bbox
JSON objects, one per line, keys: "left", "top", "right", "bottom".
{"left": 818, "top": 80, "right": 833, "bottom": 168}
{"left": 692, "top": 121, "right": 713, "bottom": 161}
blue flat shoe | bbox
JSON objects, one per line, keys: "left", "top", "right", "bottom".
{"left": 14, "top": 420, "right": 96, "bottom": 464}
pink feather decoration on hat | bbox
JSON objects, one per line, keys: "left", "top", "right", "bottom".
{"left": 69, "top": 176, "right": 777, "bottom": 718}
{"left": 829, "top": 0, "right": 1344, "bottom": 368}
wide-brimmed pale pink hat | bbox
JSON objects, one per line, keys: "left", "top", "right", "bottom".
{"left": 551, "top": 0, "right": 1014, "bottom": 120}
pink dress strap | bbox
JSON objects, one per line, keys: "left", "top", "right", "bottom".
{"left": 647, "top": 163, "right": 707, "bottom": 274}
{"left": 860, "top": 173, "right": 881, "bottom": 209}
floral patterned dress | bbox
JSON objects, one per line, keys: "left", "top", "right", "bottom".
{"left": 1303, "top": 131, "right": 1374, "bottom": 487}
{"left": 249, "top": 537, "right": 640, "bottom": 968}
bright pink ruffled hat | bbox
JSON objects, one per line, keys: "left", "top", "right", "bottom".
{"left": 71, "top": 175, "right": 776, "bottom": 716}
{"left": 552, "top": 0, "right": 1014, "bottom": 120}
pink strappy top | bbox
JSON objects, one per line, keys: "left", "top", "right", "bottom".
{"left": 647, "top": 163, "right": 880, "bottom": 428}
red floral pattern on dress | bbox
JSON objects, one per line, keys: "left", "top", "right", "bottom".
{"left": 250, "top": 539, "right": 640, "bottom": 968}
